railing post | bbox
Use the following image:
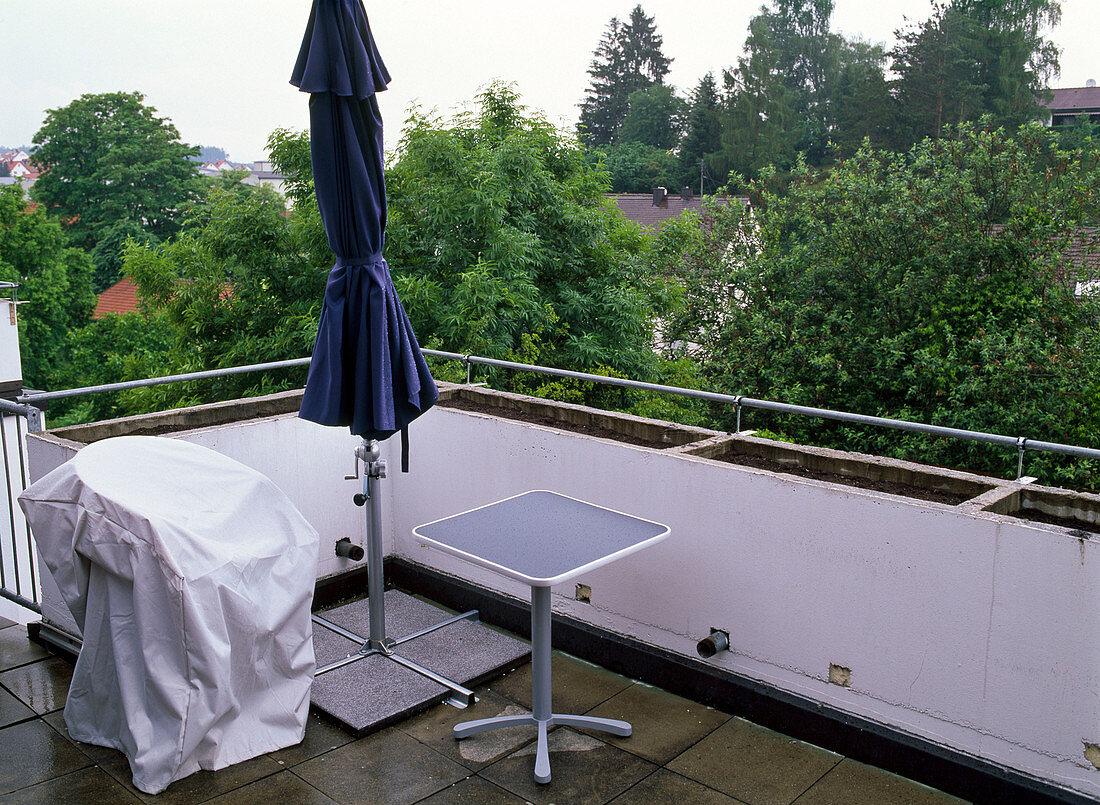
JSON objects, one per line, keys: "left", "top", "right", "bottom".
{"left": 1016, "top": 437, "right": 1028, "bottom": 481}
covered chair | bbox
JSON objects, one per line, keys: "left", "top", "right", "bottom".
{"left": 19, "top": 436, "right": 319, "bottom": 794}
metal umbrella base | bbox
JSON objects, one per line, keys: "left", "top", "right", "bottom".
{"left": 309, "top": 440, "right": 529, "bottom": 736}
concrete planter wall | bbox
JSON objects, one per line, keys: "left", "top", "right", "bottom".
{"left": 23, "top": 384, "right": 1100, "bottom": 800}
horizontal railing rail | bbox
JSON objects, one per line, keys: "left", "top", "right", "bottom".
{"left": 12, "top": 351, "right": 1100, "bottom": 476}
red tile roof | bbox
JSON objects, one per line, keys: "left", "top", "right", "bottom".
{"left": 93, "top": 277, "right": 141, "bottom": 319}
{"left": 607, "top": 191, "right": 744, "bottom": 231}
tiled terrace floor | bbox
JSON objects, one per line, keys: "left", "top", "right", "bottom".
{"left": 0, "top": 613, "right": 966, "bottom": 805}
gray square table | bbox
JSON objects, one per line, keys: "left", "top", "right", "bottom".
{"left": 413, "top": 490, "right": 671, "bottom": 784}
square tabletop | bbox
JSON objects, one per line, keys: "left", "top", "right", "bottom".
{"left": 412, "top": 490, "right": 670, "bottom": 587}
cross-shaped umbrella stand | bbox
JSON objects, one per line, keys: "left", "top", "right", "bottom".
{"left": 291, "top": 0, "right": 528, "bottom": 735}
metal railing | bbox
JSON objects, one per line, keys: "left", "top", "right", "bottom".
{"left": 0, "top": 400, "right": 40, "bottom": 613}
{"left": 14, "top": 350, "right": 1100, "bottom": 474}
{"left": 6, "top": 348, "right": 1100, "bottom": 613}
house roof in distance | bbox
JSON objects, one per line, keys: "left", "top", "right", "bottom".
{"left": 1043, "top": 85, "right": 1100, "bottom": 113}
{"left": 608, "top": 187, "right": 745, "bottom": 231}
{"left": 93, "top": 277, "right": 141, "bottom": 319}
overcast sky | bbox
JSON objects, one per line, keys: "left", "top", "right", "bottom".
{"left": 2, "top": 1, "right": 1096, "bottom": 163}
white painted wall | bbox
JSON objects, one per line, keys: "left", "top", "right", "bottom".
{"left": 383, "top": 406, "right": 1100, "bottom": 801}
{"left": 23, "top": 402, "right": 1100, "bottom": 799}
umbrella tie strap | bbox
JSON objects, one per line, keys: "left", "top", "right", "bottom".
{"left": 335, "top": 253, "right": 383, "bottom": 269}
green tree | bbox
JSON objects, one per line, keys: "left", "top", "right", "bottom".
{"left": 657, "top": 122, "right": 1100, "bottom": 487}
{"left": 48, "top": 311, "right": 175, "bottom": 425}
{"left": 620, "top": 84, "right": 686, "bottom": 150}
{"left": 891, "top": 0, "right": 1060, "bottom": 148}
{"left": 891, "top": 3, "right": 987, "bottom": 144}
{"left": 715, "top": 15, "right": 798, "bottom": 182}
{"left": 596, "top": 140, "right": 680, "bottom": 193}
{"left": 678, "top": 73, "right": 724, "bottom": 193}
{"left": 31, "top": 91, "right": 201, "bottom": 251}
{"left": 830, "top": 39, "right": 894, "bottom": 158}
{"left": 578, "top": 5, "right": 673, "bottom": 146}
{"left": 121, "top": 179, "right": 326, "bottom": 409}
{"left": 0, "top": 184, "right": 95, "bottom": 388}
{"left": 386, "top": 85, "right": 665, "bottom": 385}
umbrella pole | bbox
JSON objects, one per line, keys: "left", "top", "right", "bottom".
{"left": 360, "top": 439, "right": 391, "bottom": 650}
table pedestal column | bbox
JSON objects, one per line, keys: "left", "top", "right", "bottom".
{"left": 454, "top": 584, "right": 631, "bottom": 784}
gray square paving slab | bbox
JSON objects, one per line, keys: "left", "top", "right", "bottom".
{"left": 0, "top": 766, "right": 142, "bottom": 805}
{"left": 0, "top": 685, "right": 35, "bottom": 729}
{"left": 609, "top": 768, "right": 749, "bottom": 804}
{"left": 667, "top": 717, "right": 842, "bottom": 805}
{"left": 0, "top": 719, "right": 92, "bottom": 796}
{"left": 0, "top": 656, "right": 72, "bottom": 714}
{"left": 293, "top": 727, "right": 469, "bottom": 805}
{"left": 480, "top": 728, "right": 657, "bottom": 804}
{"left": 398, "top": 689, "right": 536, "bottom": 771}
{"left": 414, "top": 775, "right": 529, "bottom": 804}
{"left": 204, "top": 770, "right": 339, "bottom": 805}
{"left": 0, "top": 626, "right": 49, "bottom": 672}
{"left": 792, "top": 758, "right": 967, "bottom": 805}
{"left": 487, "top": 649, "right": 633, "bottom": 714}
{"left": 583, "top": 681, "right": 732, "bottom": 764}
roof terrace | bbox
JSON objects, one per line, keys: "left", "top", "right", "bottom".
{"left": 2, "top": 302, "right": 1099, "bottom": 803}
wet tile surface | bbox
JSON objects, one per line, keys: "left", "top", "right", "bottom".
{"left": 488, "top": 649, "right": 633, "bottom": 713}
{"left": 293, "top": 727, "right": 469, "bottom": 804}
{"left": 0, "top": 686, "right": 35, "bottom": 729}
{"left": 203, "top": 771, "right": 339, "bottom": 805}
{"left": 0, "top": 626, "right": 49, "bottom": 672}
{"left": 0, "top": 719, "right": 91, "bottom": 795}
{"left": 609, "top": 768, "right": 748, "bottom": 804}
{"left": 791, "top": 758, "right": 969, "bottom": 805}
{"left": 0, "top": 766, "right": 142, "bottom": 804}
{"left": 480, "top": 728, "right": 658, "bottom": 804}
{"left": 584, "top": 681, "right": 732, "bottom": 764}
{"left": 668, "top": 718, "right": 842, "bottom": 805}
{"left": 397, "top": 689, "right": 535, "bottom": 771}
{"left": 0, "top": 612, "right": 970, "bottom": 805}
{"left": 0, "top": 657, "right": 72, "bottom": 715}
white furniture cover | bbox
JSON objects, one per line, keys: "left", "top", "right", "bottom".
{"left": 19, "top": 435, "right": 319, "bottom": 794}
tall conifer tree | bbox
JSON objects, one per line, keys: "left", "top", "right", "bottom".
{"left": 579, "top": 5, "right": 672, "bottom": 146}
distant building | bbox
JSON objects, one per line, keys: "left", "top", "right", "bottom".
{"left": 1041, "top": 82, "right": 1100, "bottom": 127}
{"left": 607, "top": 187, "right": 744, "bottom": 232}
{"left": 93, "top": 277, "right": 141, "bottom": 319}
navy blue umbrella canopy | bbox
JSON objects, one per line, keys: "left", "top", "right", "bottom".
{"left": 292, "top": 0, "right": 437, "bottom": 441}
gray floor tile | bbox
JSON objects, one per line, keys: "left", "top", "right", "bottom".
{"left": 0, "top": 626, "right": 49, "bottom": 672}
{"left": 94, "top": 748, "right": 285, "bottom": 805}
{"left": 0, "top": 687, "right": 34, "bottom": 729}
{"left": 792, "top": 758, "right": 968, "bottom": 805}
{"left": 0, "top": 618, "right": 15, "bottom": 630}
{"left": 294, "top": 727, "right": 469, "bottom": 805}
{"left": 0, "top": 657, "right": 72, "bottom": 714}
{"left": 413, "top": 775, "right": 529, "bottom": 804}
{"left": 0, "top": 720, "right": 91, "bottom": 796}
{"left": 205, "top": 771, "right": 339, "bottom": 804}
{"left": 488, "top": 650, "right": 633, "bottom": 714}
{"left": 268, "top": 711, "right": 355, "bottom": 767}
{"left": 610, "top": 768, "right": 749, "bottom": 804}
{"left": 667, "top": 717, "right": 841, "bottom": 805}
{"left": 480, "top": 728, "right": 657, "bottom": 804}
{"left": 398, "top": 689, "right": 536, "bottom": 771}
{"left": 0, "top": 766, "right": 141, "bottom": 804}
{"left": 583, "top": 681, "right": 731, "bottom": 764}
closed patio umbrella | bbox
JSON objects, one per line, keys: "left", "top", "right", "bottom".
{"left": 292, "top": 0, "right": 437, "bottom": 440}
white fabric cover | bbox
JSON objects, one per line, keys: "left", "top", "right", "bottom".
{"left": 19, "top": 435, "right": 319, "bottom": 794}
